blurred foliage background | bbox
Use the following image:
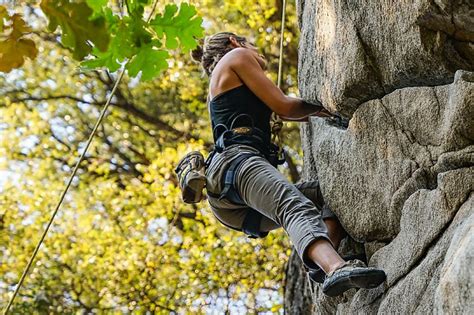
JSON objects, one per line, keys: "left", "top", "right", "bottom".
{"left": 0, "top": 0, "right": 302, "bottom": 313}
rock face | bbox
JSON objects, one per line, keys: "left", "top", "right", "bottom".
{"left": 297, "top": 0, "right": 474, "bottom": 115}
{"left": 285, "top": 0, "right": 474, "bottom": 313}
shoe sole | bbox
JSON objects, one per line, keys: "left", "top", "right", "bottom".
{"left": 182, "top": 175, "right": 206, "bottom": 203}
{"left": 323, "top": 269, "right": 386, "bottom": 297}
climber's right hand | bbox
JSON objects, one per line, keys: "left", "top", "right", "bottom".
{"left": 301, "top": 100, "right": 333, "bottom": 118}
{"left": 326, "top": 112, "right": 349, "bottom": 129}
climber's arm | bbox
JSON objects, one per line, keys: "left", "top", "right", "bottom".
{"left": 229, "top": 49, "right": 331, "bottom": 119}
{"left": 279, "top": 115, "right": 310, "bottom": 122}
{"left": 279, "top": 100, "right": 333, "bottom": 121}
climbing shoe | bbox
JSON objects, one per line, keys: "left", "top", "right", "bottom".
{"left": 322, "top": 259, "right": 386, "bottom": 297}
{"left": 308, "top": 253, "right": 368, "bottom": 284}
{"left": 175, "top": 151, "right": 206, "bottom": 204}
{"left": 308, "top": 236, "right": 368, "bottom": 284}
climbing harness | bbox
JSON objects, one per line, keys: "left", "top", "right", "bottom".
{"left": 178, "top": 113, "right": 283, "bottom": 238}
{"left": 206, "top": 113, "right": 286, "bottom": 239}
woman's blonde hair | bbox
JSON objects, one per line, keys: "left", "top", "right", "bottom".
{"left": 191, "top": 32, "right": 247, "bottom": 76}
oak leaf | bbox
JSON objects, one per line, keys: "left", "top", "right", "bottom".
{"left": 40, "top": 0, "right": 110, "bottom": 60}
{"left": 0, "top": 11, "right": 37, "bottom": 72}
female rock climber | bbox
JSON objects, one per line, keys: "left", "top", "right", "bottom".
{"left": 190, "top": 32, "right": 386, "bottom": 296}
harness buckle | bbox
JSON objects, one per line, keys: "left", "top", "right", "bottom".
{"left": 232, "top": 127, "right": 253, "bottom": 135}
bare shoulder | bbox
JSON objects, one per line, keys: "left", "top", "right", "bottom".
{"left": 225, "top": 48, "right": 255, "bottom": 63}
{"left": 212, "top": 48, "right": 257, "bottom": 80}
{"left": 212, "top": 48, "right": 247, "bottom": 71}
{"left": 209, "top": 49, "right": 250, "bottom": 97}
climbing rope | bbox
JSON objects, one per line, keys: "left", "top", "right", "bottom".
{"left": 2, "top": 67, "right": 126, "bottom": 315}
{"left": 271, "top": 0, "right": 287, "bottom": 157}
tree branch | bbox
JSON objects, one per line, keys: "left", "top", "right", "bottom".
{"left": 9, "top": 93, "right": 200, "bottom": 143}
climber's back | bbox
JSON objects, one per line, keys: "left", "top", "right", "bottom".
{"left": 208, "top": 84, "right": 272, "bottom": 144}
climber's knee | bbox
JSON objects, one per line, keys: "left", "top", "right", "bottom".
{"left": 321, "top": 204, "right": 337, "bottom": 220}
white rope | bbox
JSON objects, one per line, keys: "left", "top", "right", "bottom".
{"left": 271, "top": 0, "right": 287, "bottom": 152}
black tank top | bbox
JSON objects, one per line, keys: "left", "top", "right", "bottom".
{"left": 209, "top": 84, "right": 272, "bottom": 147}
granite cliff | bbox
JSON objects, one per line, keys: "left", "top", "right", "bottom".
{"left": 285, "top": 1, "right": 474, "bottom": 313}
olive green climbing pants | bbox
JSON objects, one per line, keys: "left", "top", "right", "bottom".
{"left": 206, "top": 144, "right": 335, "bottom": 269}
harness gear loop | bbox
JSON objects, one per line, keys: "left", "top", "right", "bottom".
{"left": 270, "top": 0, "right": 287, "bottom": 161}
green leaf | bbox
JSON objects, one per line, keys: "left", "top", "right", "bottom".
{"left": 126, "top": 46, "right": 169, "bottom": 81}
{"left": 127, "top": 16, "right": 152, "bottom": 48}
{"left": 85, "top": 0, "right": 107, "bottom": 16}
{"left": 150, "top": 3, "right": 204, "bottom": 52}
{"left": 40, "top": 0, "right": 110, "bottom": 60}
{"left": 81, "top": 23, "right": 136, "bottom": 72}
{"left": 81, "top": 47, "right": 121, "bottom": 72}
{"left": 127, "top": 0, "right": 152, "bottom": 17}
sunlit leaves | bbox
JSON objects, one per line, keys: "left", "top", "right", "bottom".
{"left": 80, "top": 1, "right": 204, "bottom": 81}
{"left": 40, "top": 0, "right": 110, "bottom": 60}
{"left": 85, "top": 0, "right": 108, "bottom": 15}
{"left": 127, "top": 46, "right": 169, "bottom": 81}
{"left": 0, "top": 0, "right": 300, "bottom": 312}
{"left": 1, "top": 1, "right": 204, "bottom": 80}
{"left": 0, "top": 7, "right": 38, "bottom": 72}
{"left": 150, "top": 3, "right": 204, "bottom": 51}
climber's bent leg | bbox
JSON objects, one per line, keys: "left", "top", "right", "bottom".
{"left": 206, "top": 145, "right": 386, "bottom": 295}
{"left": 205, "top": 145, "right": 281, "bottom": 232}
{"left": 295, "top": 181, "right": 347, "bottom": 250}
{"left": 235, "top": 154, "right": 344, "bottom": 273}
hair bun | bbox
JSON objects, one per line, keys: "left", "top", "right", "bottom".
{"left": 191, "top": 45, "right": 204, "bottom": 62}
